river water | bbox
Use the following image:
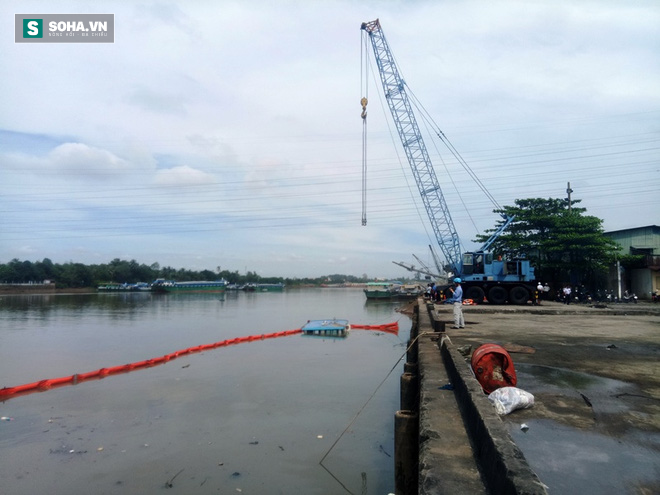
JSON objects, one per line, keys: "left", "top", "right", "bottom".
{"left": 0, "top": 288, "right": 412, "bottom": 495}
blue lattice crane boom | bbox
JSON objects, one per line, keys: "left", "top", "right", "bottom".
{"left": 361, "top": 19, "right": 536, "bottom": 305}
{"left": 361, "top": 19, "right": 462, "bottom": 274}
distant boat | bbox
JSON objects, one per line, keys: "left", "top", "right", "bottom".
{"left": 398, "top": 283, "right": 426, "bottom": 298}
{"left": 363, "top": 281, "right": 424, "bottom": 300}
{"left": 257, "top": 283, "right": 285, "bottom": 292}
{"left": 239, "top": 283, "right": 285, "bottom": 292}
{"left": 98, "top": 282, "right": 151, "bottom": 292}
{"left": 151, "top": 279, "right": 227, "bottom": 293}
{"left": 364, "top": 281, "right": 401, "bottom": 299}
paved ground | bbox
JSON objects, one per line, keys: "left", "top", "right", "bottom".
{"left": 430, "top": 300, "right": 660, "bottom": 494}
{"left": 431, "top": 301, "right": 660, "bottom": 431}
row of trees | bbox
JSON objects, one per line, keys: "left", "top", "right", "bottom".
{"left": 0, "top": 197, "right": 636, "bottom": 291}
{"left": 474, "top": 197, "right": 634, "bottom": 290}
{"left": 0, "top": 258, "right": 368, "bottom": 289}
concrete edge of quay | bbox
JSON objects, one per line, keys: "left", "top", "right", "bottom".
{"left": 414, "top": 299, "right": 548, "bottom": 495}
{"left": 437, "top": 300, "right": 660, "bottom": 317}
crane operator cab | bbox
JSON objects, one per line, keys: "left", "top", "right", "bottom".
{"left": 461, "top": 252, "right": 489, "bottom": 276}
{"left": 461, "top": 251, "right": 534, "bottom": 282}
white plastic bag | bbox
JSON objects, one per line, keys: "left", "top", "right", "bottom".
{"left": 488, "top": 386, "right": 535, "bottom": 415}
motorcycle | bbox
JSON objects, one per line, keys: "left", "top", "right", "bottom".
{"left": 622, "top": 290, "right": 638, "bottom": 304}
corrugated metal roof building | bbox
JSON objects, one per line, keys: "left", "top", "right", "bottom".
{"left": 604, "top": 225, "right": 660, "bottom": 300}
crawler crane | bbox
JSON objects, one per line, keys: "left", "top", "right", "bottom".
{"left": 361, "top": 19, "right": 536, "bottom": 304}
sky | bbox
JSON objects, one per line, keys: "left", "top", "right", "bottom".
{"left": 2, "top": 0, "right": 659, "bottom": 279}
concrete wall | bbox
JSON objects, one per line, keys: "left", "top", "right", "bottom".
{"left": 413, "top": 300, "right": 548, "bottom": 494}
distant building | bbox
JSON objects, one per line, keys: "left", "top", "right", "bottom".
{"left": 604, "top": 225, "right": 660, "bottom": 300}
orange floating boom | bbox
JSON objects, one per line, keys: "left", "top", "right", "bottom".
{"left": 0, "top": 322, "right": 398, "bottom": 401}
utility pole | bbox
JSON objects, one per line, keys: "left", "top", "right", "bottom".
{"left": 617, "top": 257, "right": 622, "bottom": 300}
{"left": 566, "top": 182, "right": 573, "bottom": 213}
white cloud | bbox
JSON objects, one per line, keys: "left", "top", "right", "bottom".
{"left": 1, "top": 0, "right": 659, "bottom": 277}
{"left": 125, "top": 87, "right": 190, "bottom": 116}
{"left": 49, "top": 142, "right": 130, "bottom": 175}
{"left": 154, "top": 165, "right": 215, "bottom": 186}
{"left": 1, "top": 142, "right": 131, "bottom": 181}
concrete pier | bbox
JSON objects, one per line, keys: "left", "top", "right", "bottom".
{"left": 398, "top": 298, "right": 660, "bottom": 494}
{"left": 398, "top": 299, "right": 547, "bottom": 494}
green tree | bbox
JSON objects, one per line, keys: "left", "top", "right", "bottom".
{"left": 109, "top": 258, "right": 132, "bottom": 283}
{"left": 159, "top": 266, "right": 177, "bottom": 279}
{"left": 37, "top": 258, "right": 56, "bottom": 280}
{"left": 0, "top": 259, "right": 21, "bottom": 282}
{"left": 91, "top": 263, "right": 113, "bottom": 283}
{"left": 199, "top": 269, "right": 217, "bottom": 280}
{"left": 58, "top": 262, "right": 93, "bottom": 288}
{"left": 476, "top": 197, "right": 619, "bottom": 289}
{"left": 0, "top": 257, "right": 372, "bottom": 288}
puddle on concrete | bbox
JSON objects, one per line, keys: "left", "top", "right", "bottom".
{"left": 515, "top": 363, "right": 639, "bottom": 414}
{"left": 507, "top": 419, "right": 659, "bottom": 495}
{"left": 505, "top": 364, "right": 660, "bottom": 494}
{"left": 517, "top": 363, "right": 622, "bottom": 390}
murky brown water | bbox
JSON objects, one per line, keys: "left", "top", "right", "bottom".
{"left": 0, "top": 289, "right": 411, "bottom": 494}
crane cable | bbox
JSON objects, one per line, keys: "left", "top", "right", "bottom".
{"left": 413, "top": 99, "right": 481, "bottom": 236}
{"left": 360, "top": 31, "right": 369, "bottom": 226}
{"left": 407, "top": 88, "right": 503, "bottom": 211}
{"left": 361, "top": 30, "right": 458, "bottom": 257}
{"left": 363, "top": 41, "right": 466, "bottom": 254}
{"left": 363, "top": 50, "right": 441, "bottom": 252}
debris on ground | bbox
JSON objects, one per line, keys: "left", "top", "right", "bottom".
{"left": 488, "top": 387, "right": 535, "bottom": 415}
{"left": 457, "top": 345, "right": 472, "bottom": 356}
{"left": 502, "top": 343, "right": 536, "bottom": 354}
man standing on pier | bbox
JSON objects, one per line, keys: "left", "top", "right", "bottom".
{"left": 446, "top": 278, "right": 464, "bottom": 329}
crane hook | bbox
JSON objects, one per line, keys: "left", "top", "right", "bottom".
{"left": 360, "top": 97, "right": 368, "bottom": 119}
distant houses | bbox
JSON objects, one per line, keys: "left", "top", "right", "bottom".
{"left": 604, "top": 225, "right": 660, "bottom": 300}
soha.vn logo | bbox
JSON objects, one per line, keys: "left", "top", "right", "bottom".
{"left": 16, "top": 14, "right": 113, "bottom": 43}
{"left": 22, "top": 18, "right": 109, "bottom": 38}
{"left": 47, "top": 20, "right": 109, "bottom": 33}
{"left": 23, "top": 19, "right": 43, "bottom": 38}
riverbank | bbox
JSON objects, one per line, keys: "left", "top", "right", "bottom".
{"left": 0, "top": 285, "right": 95, "bottom": 295}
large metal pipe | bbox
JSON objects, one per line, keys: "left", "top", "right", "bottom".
{"left": 394, "top": 410, "right": 419, "bottom": 495}
{"left": 406, "top": 337, "right": 418, "bottom": 363}
{"left": 404, "top": 362, "right": 418, "bottom": 375}
{"left": 400, "top": 371, "right": 418, "bottom": 411}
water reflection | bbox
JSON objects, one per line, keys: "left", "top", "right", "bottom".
{"left": 508, "top": 419, "right": 660, "bottom": 495}
{"left": 509, "top": 363, "right": 659, "bottom": 494}
{"left": 515, "top": 363, "right": 637, "bottom": 411}
{"left": 517, "top": 363, "right": 601, "bottom": 390}
{"left": 0, "top": 289, "right": 411, "bottom": 494}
